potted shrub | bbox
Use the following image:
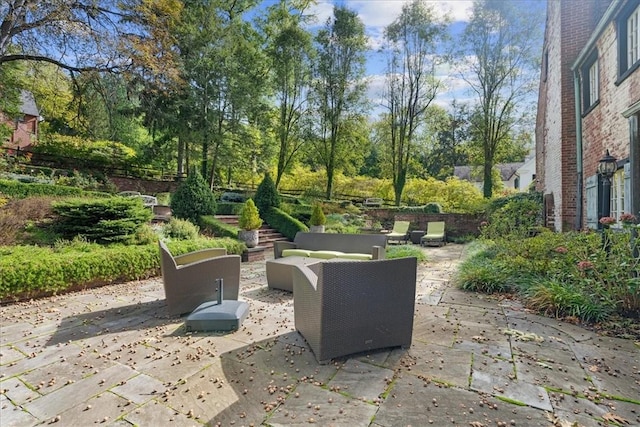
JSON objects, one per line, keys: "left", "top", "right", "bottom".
{"left": 238, "top": 198, "right": 263, "bottom": 248}
{"left": 309, "top": 203, "right": 326, "bottom": 233}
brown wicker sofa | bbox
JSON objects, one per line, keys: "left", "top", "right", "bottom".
{"left": 273, "top": 232, "right": 388, "bottom": 260}
{"left": 292, "top": 257, "right": 417, "bottom": 363}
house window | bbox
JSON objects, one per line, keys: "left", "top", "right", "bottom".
{"left": 610, "top": 168, "right": 624, "bottom": 226}
{"left": 609, "top": 163, "right": 631, "bottom": 228}
{"left": 618, "top": 2, "right": 640, "bottom": 79}
{"left": 588, "top": 60, "right": 598, "bottom": 105}
{"left": 581, "top": 49, "right": 598, "bottom": 112}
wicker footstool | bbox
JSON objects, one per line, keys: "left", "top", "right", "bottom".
{"left": 266, "top": 256, "right": 323, "bottom": 292}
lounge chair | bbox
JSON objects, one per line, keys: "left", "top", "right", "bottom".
{"left": 385, "top": 220, "right": 410, "bottom": 244}
{"left": 292, "top": 257, "right": 417, "bottom": 363}
{"left": 421, "top": 221, "right": 446, "bottom": 246}
{"left": 158, "top": 241, "right": 241, "bottom": 316}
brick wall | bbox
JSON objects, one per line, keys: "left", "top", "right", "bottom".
{"left": 365, "top": 210, "right": 486, "bottom": 239}
{"left": 536, "top": 0, "right": 612, "bottom": 231}
{"left": 581, "top": 20, "right": 637, "bottom": 183}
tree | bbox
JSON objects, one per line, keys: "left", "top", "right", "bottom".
{"left": 421, "top": 102, "right": 471, "bottom": 180}
{"left": 260, "top": 0, "right": 315, "bottom": 189}
{"left": 311, "top": 5, "right": 369, "bottom": 200}
{"left": 0, "top": 0, "right": 181, "bottom": 80}
{"left": 176, "top": 0, "right": 268, "bottom": 188}
{"left": 382, "top": 0, "right": 449, "bottom": 206}
{"left": 457, "top": 0, "right": 544, "bottom": 198}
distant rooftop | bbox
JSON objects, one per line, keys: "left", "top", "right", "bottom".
{"left": 19, "top": 90, "right": 39, "bottom": 117}
{"left": 454, "top": 162, "right": 525, "bottom": 182}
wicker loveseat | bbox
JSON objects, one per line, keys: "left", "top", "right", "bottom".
{"left": 273, "top": 232, "right": 387, "bottom": 261}
{"left": 292, "top": 257, "right": 418, "bottom": 363}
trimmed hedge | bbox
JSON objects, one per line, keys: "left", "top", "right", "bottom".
{"left": 0, "top": 179, "right": 109, "bottom": 199}
{"left": 0, "top": 238, "right": 243, "bottom": 302}
{"left": 263, "top": 207, "right": 308, "bottom": 240}
{"left": 199, "top": 215, "right": 241, "bottom": 239}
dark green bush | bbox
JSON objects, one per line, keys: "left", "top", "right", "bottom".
{"left": 0, "top": 179, "right": 109, "bottom": 199}
{"left": 52, "top": 197, "right": 152, "bottom": 243}
{"left": 263, "top": 207, "right": 307, "bottom": 240}
{"left": 170, "top": 169, "right": 216, "bottom": 224}
{"left": 216, "top": 202, "right": 242, "bottom": 215}
{"left": 220, "top": 192, "right": 247, "bottom": 203}
{"left": 254, "top": 172, "right": 280, "bottom": 216}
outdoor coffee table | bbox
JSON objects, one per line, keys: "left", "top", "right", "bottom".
{"left": 266, "top": 256, "right": 323, "bottom": 292}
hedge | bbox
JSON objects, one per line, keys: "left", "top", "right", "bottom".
{"left": 0, "top": 178, "right": 109, "bottom": 199}
{"left": 0, "top": 238, "right": 243, "bottom": 302}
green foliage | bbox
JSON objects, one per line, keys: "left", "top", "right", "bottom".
{"left": 162, "top": 218, "right": 200, "bottom": 240}
{"left": 385, "top": 245, "right": 426, "bottom": 262}
{"left": 254, "top": 172, "right": 280, "bottom": 216}
{"left": 199, "top": 215, "right": 239, "bottom": 239}
{"left": 52, "top": 197, "right": 152, "bottom": 243}
{"left": 170, "top": 169, "right": 217, "bottom": 224}
{"left": 216, "top": 202, "right": 242, "bottom": 215}
{"left": 0, "top": 178, "right": 106, "bottom": 198}
{"left": 458, "top": 225, "right": 640, "bottom": 323}
{"left": 481, "top": 192, "right": 543, "bottom": 239}
{"left": 0, "top": 238, "right": 241, "bottom": 301}
{"left": 238, "top": 198, "right": 263, "bottom": 230}
{"left": 34, "top": 134, "right": 138, "bottom": 169}
{"left": 310, "top": 203, "right": 326, "bottom": 226}
{"left": 263, "top": 207, "right": 308, "bottom": 240}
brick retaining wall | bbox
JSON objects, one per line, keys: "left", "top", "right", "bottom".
{"left": 365, "top": 209, "right": 486, "bottom": 239}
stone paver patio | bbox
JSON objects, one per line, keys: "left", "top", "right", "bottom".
{"left": 1, "top": 244, "right": 639, "bottom": 426}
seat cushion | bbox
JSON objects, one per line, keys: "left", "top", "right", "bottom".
{"left": 282, "top": 249, "right": 312, "bottom": 257}
{"left": 336, "top": 252, "right": 372, "bottom": 260}
{"left": 309, "top": 250, "right": 344, "bottom": 259}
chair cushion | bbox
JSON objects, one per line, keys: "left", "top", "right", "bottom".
{"left": 282, "top": 249, "right": 312, "bottom": 257}
{"left": 309, "top": 250, "right": 344, "bottom": 259}
{"left": 336, "top": 253, "right": 372, "bottom": 260}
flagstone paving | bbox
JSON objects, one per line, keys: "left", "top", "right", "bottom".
{"left": 1, "top": 244, "right": 638, "bottom": 426}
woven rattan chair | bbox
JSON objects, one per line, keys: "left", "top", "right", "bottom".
{"left": 292, "top": 257, "right": 417, "bottom": 363}
{"left": 158, "top": 241, "right": 241, "bottom": 316}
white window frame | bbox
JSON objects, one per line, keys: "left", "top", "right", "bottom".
{"left": 611, "top": 168, "right": 625, "bottom": 228}
{"left": 588, "top": 60, "right": 599, "bottom": 105}
{"left": 628, "top": 5, "right": 639, "bottom": 68}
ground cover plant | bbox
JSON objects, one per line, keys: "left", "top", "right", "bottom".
{"left": 455, "top": 192, "right": 640, "bottom": 339}
{"left": 0, "top": 181, "right": 243, "bottom": 302}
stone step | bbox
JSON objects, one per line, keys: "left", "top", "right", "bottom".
{"left": 214, "top": 215, "right": 289, "bottom": 249}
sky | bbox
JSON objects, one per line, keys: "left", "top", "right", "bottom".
{"left": 305, "top": 0, "right": 477, "bottom": 115}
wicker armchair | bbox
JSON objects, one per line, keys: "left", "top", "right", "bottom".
{"left": 292, "top": 257, "right": 417, "bottom": 363}
{"left": 159, "top": 241, "right": 241, "bottom": 316}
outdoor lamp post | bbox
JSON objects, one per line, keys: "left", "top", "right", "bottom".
{"left": 597, "top": 149, "right": 617, "bottom": 224}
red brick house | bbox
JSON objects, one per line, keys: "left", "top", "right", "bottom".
{"left": 536, "top": 0, "right": 639, "bottom": 231}
{"left": 2, "top": 90, "right": 40, "bottom": 150}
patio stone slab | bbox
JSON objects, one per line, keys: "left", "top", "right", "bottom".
{"left": 326, "top": 358, "right": 395, "bottom": 402}
{"left": 266, "top": 382, "right": 378, "bottom": 427}
{"left": 1, "top": 243, "right": 638, "bottom": 426}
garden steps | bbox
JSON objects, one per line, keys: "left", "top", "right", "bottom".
{"left": 215, "top": 215, "right": 289, "bottom": 249}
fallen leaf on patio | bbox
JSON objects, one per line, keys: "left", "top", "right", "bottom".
{"left": 588, "top": 365, "right": 599, "bottom": 372}
{"left": 602, "top": 413, "right": 630, "bottom": 424}
{"left": 546, "top": 412, "right": 580, "bottom": 427}
{"left": 472, "top": 335, "right": 488, "bottom": 342}
{"left": 469, "top": 422, "right": 485, "bottom": 427}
